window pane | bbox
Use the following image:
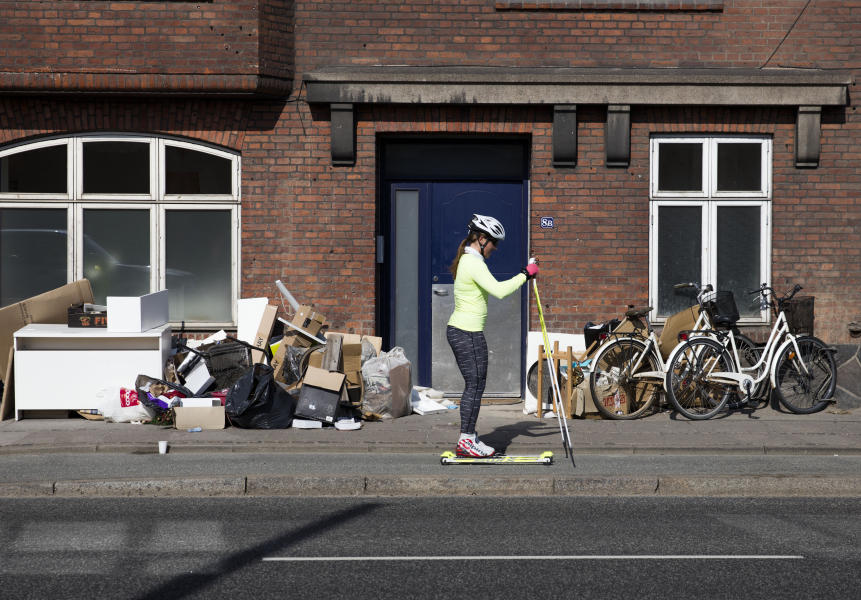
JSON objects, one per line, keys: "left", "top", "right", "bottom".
{"left": 657, "top": 205, "right": 702, "bottom": 316}
{"left": 717, "top": 143, "right": 762, "bottom": 192}
{"left": 165, "top": 146, "right": 233, "bottom": 195}
{"left": 657, "top": 143, "right": 702, "bottom": 192}
{"left": 83, "top": 210, "right": 151, "bottom": 305}
{"left": 1, "top": 146, "right": 67, "bottom": 193}
{"left": 0, "top": 208, "right": 67, "bottom": 306}
{"left": 165, "top": 210, "right": 231, "bottom": 322}
{"left": 717, "top": 206, "right": 761, "bottom": 318}
{"left": 83, "top": 141, "right": 150, "bottom": 194}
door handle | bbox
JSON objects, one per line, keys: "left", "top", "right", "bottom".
{"left": 433, "top": 289, "right": 449, "bottom": 296}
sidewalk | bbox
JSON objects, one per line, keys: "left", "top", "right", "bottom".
{"left": 1, "top": 402, "right": 859, "bottom": 498}
{"left": 1, "top": 402, "right": 859, "bottom": 455}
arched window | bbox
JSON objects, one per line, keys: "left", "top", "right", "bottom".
{"left": 0, "top": 135, "right": 240, "bottom": 326}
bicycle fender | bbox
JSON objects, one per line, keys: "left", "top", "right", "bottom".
{"left": 770, "top": 337, "right": 797, "bottom": 388}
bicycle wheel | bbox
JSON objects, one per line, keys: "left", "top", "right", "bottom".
{"left": 666, "top": 337, "right": 735, "bottom": 420}
{"left": 734, "top": 333, "right": 767, "bottom": 401}
{"left": 589, "top": 337, "right": 661, "bottom": 420}
{"left": 773, "top": 336, "right": 836, "bottom": 414}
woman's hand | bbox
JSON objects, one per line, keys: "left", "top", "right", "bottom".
{"left": 521, "top": 258, "right": 539, "bottom": 280}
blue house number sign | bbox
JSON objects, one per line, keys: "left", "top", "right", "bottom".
{"left": 540, "top": 217, "right": 554, "bottom": 229}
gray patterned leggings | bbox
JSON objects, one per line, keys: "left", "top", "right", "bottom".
{"left": 446, "top": 325, "right": 488, "bottom": 435}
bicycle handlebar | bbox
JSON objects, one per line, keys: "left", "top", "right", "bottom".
{"left": 746, "top": 282, "right": 805, "bottom": 313}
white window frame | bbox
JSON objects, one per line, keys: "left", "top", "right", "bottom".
{"left": 0, "top": 138, "right": 73, "bottom": 201}
{"left": 75, "top": 203, "right": 159, "bottom": 293}
{"left": 649, "top": 135, "right": 772, "bottom": 324}
{"left": 0, "top": 135, "right": 241, "bottom": 326}
{"left": 159, "top": 204, "right": 240, "bottom": 329}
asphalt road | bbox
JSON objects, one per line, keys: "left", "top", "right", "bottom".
{"left": 0, "top": 496, "right": 858, "bottom": 599}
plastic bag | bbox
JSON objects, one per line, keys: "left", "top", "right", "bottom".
{"left": 225, "top": 364, "right": 298, "bottom": 429}
{"left": 97, "top": 386, "right": 155, "bottom": 423}
{"left": 360, "top": 347, "right": 411, "bottom": 419}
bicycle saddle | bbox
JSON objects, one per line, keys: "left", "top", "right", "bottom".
{"left": 625, "top": 306, "right": 653, "bottom": 319}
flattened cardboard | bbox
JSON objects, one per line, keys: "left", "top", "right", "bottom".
{"left": 0, "top": 279, "right": 94, "bottom": 385}
{"left": 174, "top": 406, "right": 225, "bottom": 430}
{"left": 252, "top": 305, "right": 277, "bottom": 364}
{"left": 0, "top": 347, "right": 13, "bottom": 421}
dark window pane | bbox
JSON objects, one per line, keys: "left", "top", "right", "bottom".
{"left": 83, "top": 210, "right": 151, "bottom": 305}
{"left": 1, "top": 145, "right": 67, "bottom": 193}
{"left": 717, "top": 206, "right": 761, "bottom": 318}
{"left": 83, "top": 141, "right": 150, "bottom": 194}
{"left": 165, "top": 146, "right": 232, "bottom": 195}
{"left": 383, "top": 140, "right": 527, "bottom": 180}
{"left": 0, "top": 208, "right": 67, "bottom": 306}
{"left": 657, "top": 143, "right": 703, "bottom": 192}
{"left": 658, "top": 205, "right": 702, "bottom": 317}
{"left": 165, "top": 210, "right": 231, "bottom": 322}
{"left": 717, "top": 143, "right": 762, "bottom": 192}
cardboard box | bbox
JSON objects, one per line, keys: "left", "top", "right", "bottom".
{"left": 107, "top": 290, "right": 169, "bottom": 332}
{"left": 279, "top": 305, "right": 327, "bottom": 348}
{"left": 180, "top": 398, "right": 222, "bottom": 408}
{"left": 599, "top": 389, "right": 629, "bottom": 416}
{"left": 0, "top": 279, "right": 94, "bottom": 397}
{"left": 294, "top": 366, "right": 345, "bottom": 423}
{"left": 174, "top": 405, "right": 225, "bottom": 430}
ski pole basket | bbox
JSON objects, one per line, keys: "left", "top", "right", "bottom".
{"left": 702, "top": 290, "right": 740, "bottom": 328}
{"left": 783, "top": 295, "right": 815, "bottom": 336}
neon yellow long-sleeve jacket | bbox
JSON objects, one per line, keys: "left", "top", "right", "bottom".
{"left": 447, "top": 252, "right": 526, "bottom": 332}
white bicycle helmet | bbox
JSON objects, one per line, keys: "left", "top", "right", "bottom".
{"left": 468, "top": 214, "right": 506, "bottom": 242}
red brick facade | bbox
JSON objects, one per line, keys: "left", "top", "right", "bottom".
{"left": 0, "top": 0, "right": 858, "bottom": 345}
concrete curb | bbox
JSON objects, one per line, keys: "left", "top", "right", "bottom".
{"left": 1, "top": 474, "right": 859, "bottom": 498}
{"left": 0, "top": 443, "right": 859, "bottom": 456}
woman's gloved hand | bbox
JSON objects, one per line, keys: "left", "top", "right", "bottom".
{"left": 521, "top": 258, "right": 539, "bottom": 280}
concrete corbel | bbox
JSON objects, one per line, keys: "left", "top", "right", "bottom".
{"left": 606, "top": 105, "right": 630, "bottom": 167}
{"left": 330, "top": 103, "right": 355, "bottom": 166}
{"left": 796, "top": 106, "right": 821, "bottom": 168}
{"left": 552, "top": 105, "right": 578, "bottom": 167}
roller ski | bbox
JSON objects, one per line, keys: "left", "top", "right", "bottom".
{"left": 440, "top": 450, "right": 554, "bottom": 465}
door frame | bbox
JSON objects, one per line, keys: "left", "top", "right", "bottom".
{"left": 377, "top": 137, "right": 531, "bottom": 393}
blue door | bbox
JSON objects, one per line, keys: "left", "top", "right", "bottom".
{"left": 388, "top": 181, "right": 527, "bottom": 396}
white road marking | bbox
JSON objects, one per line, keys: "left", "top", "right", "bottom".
{"left": 263, "top": 555, "right": 803, "bottom": 562}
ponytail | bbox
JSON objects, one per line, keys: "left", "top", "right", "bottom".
{"left": 449, "top": 232, "right": 480, "bottom": 279}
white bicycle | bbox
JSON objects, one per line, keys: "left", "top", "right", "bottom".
{"left": 664, "top": 284, "right": 837, "bottom": 420}
{"left": 588, "top": 283, "right": 759, "bottom": 420}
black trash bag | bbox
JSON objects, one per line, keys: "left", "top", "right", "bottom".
{"left": 225, "top": 364, "right": 297, "bottom": 429}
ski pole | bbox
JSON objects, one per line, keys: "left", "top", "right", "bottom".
{"left": 532, "top": 275, "right": 575, "bottom": 468}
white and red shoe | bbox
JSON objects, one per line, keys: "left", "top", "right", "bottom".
{"left": 456, "top": 436, "right": 496, "bottom": 458}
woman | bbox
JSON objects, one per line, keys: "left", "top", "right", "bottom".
{"left": 447, "top": 214, "right": 539, "bottom": 458}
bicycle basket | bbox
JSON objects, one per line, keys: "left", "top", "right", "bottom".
{"left": 784, "top": 295, "right": 814, "bottom": 336}
{"left": 703, "top": 291, "right": 739, "bottom": 328}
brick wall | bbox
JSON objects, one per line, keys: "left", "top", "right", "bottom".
{"left": 292, "top": 0, "right": 858, "bottom": 72}
{"left": 0, "top": 0, "right": 293, "bottom": 91}
{"left": 0, "top": 0, "right": 857, "bottom": 343}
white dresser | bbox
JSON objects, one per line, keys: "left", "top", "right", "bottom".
{"left": 13, "top": 324, "right": 171, "bottom": 420}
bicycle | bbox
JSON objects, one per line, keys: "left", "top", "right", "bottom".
{"left": 588, "top": 283, "right": 759, "bottom": 420}
{"left": 664, "top": 283, "right": 837, "bottom": 420}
